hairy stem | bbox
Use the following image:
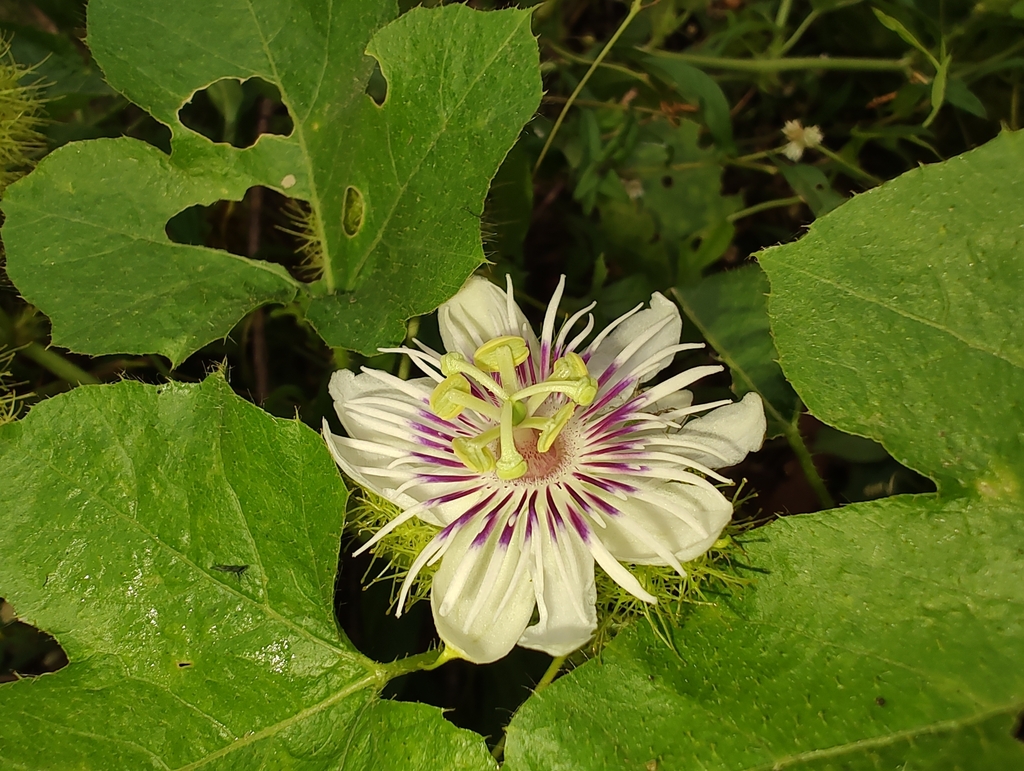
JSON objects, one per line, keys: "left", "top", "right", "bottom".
{"left": 378, "top": 644, "right": 460, "bottom": 682}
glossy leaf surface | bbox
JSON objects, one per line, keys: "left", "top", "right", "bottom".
{"left": 0, "top": 377, "right": 494, "bottom": 770}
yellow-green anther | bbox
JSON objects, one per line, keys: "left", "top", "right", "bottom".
{"left": 474, "top": 335, "right": 529, "bottom": 393}
{"left": 552, "top": 352, "right": 589, "bottom": 381}
{"left": 474, "top": 336, "right": 530, "bottom": 370}
{"left": 496, "top": 400, "right": 527, "bottom": 480}
{"left": 537, "top": 403, "right": 575, "bottom": 453}
{"left": 452, "top": 436, "right": 496, "bottom": 473}
{"left": 440, "top": 352, "right": 508, "bottom": 401}
{"left": 430, "top": 374, "right": 472, "bottom": 419}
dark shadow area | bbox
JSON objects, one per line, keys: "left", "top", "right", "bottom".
{"left": 0, "top": 599, "right": 68, "bottom": 682}
{"left": 164, "top": 186, "right": 320, "bottom": 283}
{"left": 178, "top": 77, "right": 292, "bottom": 148}
{"left": 1014, "top": 710, "right": 1024, "bottom": 743}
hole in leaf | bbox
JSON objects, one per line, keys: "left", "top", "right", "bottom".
{"left": 365, "top": 61, "right": 387, "bottom": 106}
{"left": 342, "top": 186, "right": 365, "bottom": 237}
{"left": 0, "top": 599, "right": 68, "bottom": 682}
{"left": 177, "top": 661, "right": 193, "bottom": 668}
{"left": 1014, "top": 710, "right": 1024, "bottom": 743}
{"left": 178, "top": 77, "right": 293, "bottom": 149}
{"left": 661, "top": 175, "right": 674, "bottom": 188}
{"left": 165, "top": 186, "right": 323, "bottom": 282}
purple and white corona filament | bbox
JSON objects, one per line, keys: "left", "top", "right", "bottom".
{"left": 323, "top": 276, "right": 765, "bottom": 663}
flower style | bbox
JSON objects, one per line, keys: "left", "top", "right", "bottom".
{"left": 323, "top": 276, "right": 765, "bottom": 664}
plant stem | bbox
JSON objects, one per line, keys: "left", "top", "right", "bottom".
{"left": 397, "top": 317, "right": 420, "bottom": 381}
{"left": 778, "top": 0, "right": 862, "bottom": 56}
{"left": 535, "top": 653, "right": 568, "bottom": 691}
{"left": 534, "top": 0, "right": 645, "bottom": 174}
{"left": 547, "top": 43, "right": 650, "bottom": 84}
{"left": 779, "top": 10, "right": 819, "bottom": 56}
{"left": 0, "top": 306, "right": 100, "bottom": 385}
{"left": 378, "top": 644, "right": 460, "bottom": 681}
{"left": 1012, "top": 80, "right": 1020, "bottom": 131}
{"left": 542, "top": 95, "right": 671, "bottom": 116}
{"left": 247, "top": 102, "right": 272, "bottom": 405}
{"left": 727, "top": 195, "right": 802, "bottom": 222}
{"left": 649, "top": 51, "right": 910, "bottom": 73}
{"left": 490, "top": 734, "right": 507, "bottom": 762}
{"left": 726, "top": 159, "right": 779, "bottom": 174}
{"left": 816, "top": 144, "right": 883, "bottom": 186}
{"left": 781, "top": 418, "right": 836, "bottom": 509}
{"left": 774, "top": 0, "right": 794, "bottom": 31}
{"left": 19, "top": 342, "right": 101, "bottom": 386}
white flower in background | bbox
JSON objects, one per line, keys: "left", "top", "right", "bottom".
{"left": 323, "top": 276, "right": 765, "bottom": 664}
{"left": 782, "top": 119, "right": 824, "bottom": 161}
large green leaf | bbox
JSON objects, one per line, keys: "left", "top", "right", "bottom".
{"left": 761, "top": 129, "right": 1024, "bottom": 496}
{"left": 506, "top": 498, "right": 1024, "bottom": 770}
{"left": 0, "top": 377, "right": 494, "bottom": 770}
{"left": 1, "top": 1, "right": 541, "bottom": 363}
{"left": 504, "top": 131, "right": 1024, "bottom": 770}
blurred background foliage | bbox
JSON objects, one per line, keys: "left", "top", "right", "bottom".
{"left": 1, "top": 0, "right": 1021, "bottom": 747}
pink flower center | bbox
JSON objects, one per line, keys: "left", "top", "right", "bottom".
{"left": 515, "top": 427, "right": 571, "bottom": 482}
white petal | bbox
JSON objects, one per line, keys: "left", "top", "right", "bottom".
{"left": 322, "top": 422, "right": 409, "bottom": 500}
{"left": 430, "top": 520, "right": 535, "bottom": 664}
{"left": 329, "top": 369, "right": 432, "bottom": 445}
{"left": 437, "top": 276, "right": 538, "bottom": 360}
{"left": 647, "top": 389, "right": 694, "bottom": 414}
{"left": 599, "top": 482, "right": 732, "bottom": 565}
{"left": 518, "top": 528, "right": 597, "bottom": 656}
{"left": 676, "top": 392, "right": 766, "bottom": 470}
{"left": 586, "top": 292, "right": 681, "bottom": 383}
{"left": 327, "top": 369, "right": 475, "bottom": 525}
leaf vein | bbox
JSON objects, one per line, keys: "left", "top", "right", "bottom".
{"left": 346, "top": 12, "right": 531, "bottom": 288}
{"left": 783, "top": 265, "right": 1024, "bottom": 370}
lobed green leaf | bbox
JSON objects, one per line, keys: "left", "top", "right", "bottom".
{"left": 760, "top": 129, "right": 1024, "bottom": 495}
{"left": 0, "top": 377, "right": 494, "bottom": 770}
{"left": 2, "top": 0, "right": 541, "bottom": 363}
